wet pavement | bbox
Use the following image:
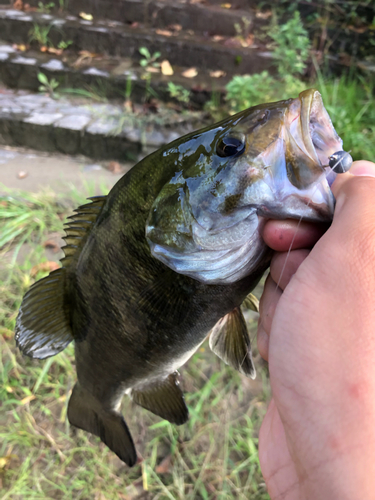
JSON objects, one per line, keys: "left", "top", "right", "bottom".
{"left": 0, "top": 145, "right": 128, "bottom": 193}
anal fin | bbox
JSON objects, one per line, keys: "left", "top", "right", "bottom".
{"left": 131, "top": 372, "right": 189, "bottom": 425}
{"left": 209, "top": 307, "right": 256, "bottom": 379}
{"left": 68, "top": 383, "right": 137, "bottom": 467}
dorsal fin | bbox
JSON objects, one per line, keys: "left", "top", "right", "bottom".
{"left": 61, "top": 196, "right": 106, "bottom": 267}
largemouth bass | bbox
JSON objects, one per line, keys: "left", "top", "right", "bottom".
{"left": 15, "top": 89, "right": 346, "bottom": 466}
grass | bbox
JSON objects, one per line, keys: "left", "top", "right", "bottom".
{"left": 0, "top": 184, "right": 271, "bottom": 499}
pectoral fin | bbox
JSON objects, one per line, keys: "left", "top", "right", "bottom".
{"left": 15, "top": 268, "right": 73, "bottom": 359}
{"left": 131, "top": 372, "right": 189, "bottom": 425}
{"left": 242, "top": 293, "right": 259, "bottom": 312}
{"left": 209, "top": 307, "right": 255, "bottom": 379}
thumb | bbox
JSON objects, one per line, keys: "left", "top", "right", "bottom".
{"left": 332, "top": 160, "right": 375, "bottom": 221}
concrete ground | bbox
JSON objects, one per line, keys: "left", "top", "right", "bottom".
{"left": 0, "top": 145, "right": 132, "bottom": 194}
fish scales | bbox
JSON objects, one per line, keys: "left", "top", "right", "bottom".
{"left": 15, "top": 89, "right": 348, "bottom": 465}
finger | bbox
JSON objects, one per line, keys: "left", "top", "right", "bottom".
{"left": 259, "top": 274, "right": 282, "bottom": 335}
{"left": 270, "top": 249, "right": 310, "bottom": 291}
{"left": 257, "top": 323, "right": 269, "bottom": 362}
{"left": 262, "top": 219, "right": 327, "bottom": 252}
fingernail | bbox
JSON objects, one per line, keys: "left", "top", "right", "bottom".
{"left": 350, "top": 161, "right": 375, "bottom": 178}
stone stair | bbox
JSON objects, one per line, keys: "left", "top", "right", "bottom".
{"left": 0, "top": 0, "right": 272, "bottom": 161}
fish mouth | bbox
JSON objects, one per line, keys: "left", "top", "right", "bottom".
{"left": 298, "top": 89, "right": 343, "bottom": 167}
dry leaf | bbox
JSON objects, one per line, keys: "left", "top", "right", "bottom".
{"left": 17, "top": 170, "right": 28, "bottom": 179}
{"left": 79, "top": 12, "right": 93, "bottom": 21}
{"left": 155, "top": 454, "right": 172, "bottom": 474}
{"left": 43, "top": 239, "right": 61, "bottom": 253}
{"left": 30, "top": 261, "right": 60, "bottom": 277}
{"left": 168, "top": 24, "right": 182, "bottom": 32}
{"left": 221, "top": 3, "right": 231, "bottom": 8}
{"left": 182, "top": 67, "right": 198, "bottom": 78}
{"left": 161, "top": 60, "right": 174, "bottom": 76}
{"left": 209, "top": 70, "right": 226, "bottom": 78}
{"left": 212, "top": 35, "right": 224, "bottom": 42}
{"left": 1, "top": 327, "right": 15, "bottom": 340}
{"left": 256, "top": 10, "right": 272, "bottom": 19}
{"left": 40, "top": 46, "right": 48, "bottom": 52}
{"left": 146, "top": 66, "right": 160, "bottom": 73}
{"left": 20, "top": 395, "right": 36, "bottom": 405}
{"left": 47, "top": 47, "right": 63, "bottom": 55}
{"left": 14, "top": 43, "right": 28, "bottom": 51}
{"left": 155, "top": 29, "right": 173, "bottom": 37}
{"left": 107, "top": 161, "right": 122, "bottom": 174}
{"left": 13, "top": 0, "right": 23, "bottom": 10}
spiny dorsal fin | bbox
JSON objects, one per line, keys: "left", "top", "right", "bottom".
{"left": 61, "top": 195, "right": 106, "bottom": 267}
{"left": 15, "top": 268, "right": 73, "bottom": 359}
{"left": 241, "top": 293, "right": 259, "bottom": 313}
{"left": 131, "top": 372, "right": 189, "bottom": 425}
{"left": 209, "top": 307, "right": 256, "bottom": 379}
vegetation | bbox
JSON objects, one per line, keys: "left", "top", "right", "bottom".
{"left": 0, "top": 184, "right": 269, "bottom": 499}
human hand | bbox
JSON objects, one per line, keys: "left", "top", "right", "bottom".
{"left": 257, "top": 161, "right": 375, "bottom": 500}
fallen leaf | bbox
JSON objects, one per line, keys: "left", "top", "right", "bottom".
{"left": 130, "top": 21, "right": 139, "bottom": 28}
{"left": 107, "top": 161, "right": 122, "bottom": 174}
{"left": 1, "top": 327, "right": 14, "bottom": 340}
{"left": 13, "top": 43, "right": 28, "bottom": 51}
{"left": 182, "top": 67, "right": 198, "bottom": 78}
{"left": 155, "top": 29, "right": 173, "bottom": 37}
{"left": 47, "top": 47, "right": 63, "bottom": 55}
{"left": 13, "top": 0, "right": 23, "bottom": 10}
{"left": 161, "top": 59, "right": 174, "bottom": 75}
{"left": 168, "top": 24, "right": 182, "bottom": 32}
{"left": 209, "top": 70, "right": 226, "bottom": 78}
{"left": 146, "top": 66, "right": 160, "bottom": 73}
{"left": 221, "top": 3, "right": 231, "bottom": 8}
{"left": 20, "top": 395, "right": 36, "bottom": 405}
{"left": 43, "top": 239, "right": 61, "bottom": 253}
{"left": 79, "top": 12, "right": 93, "bottom": 21}
{"left": 40, "top": 46, "right": 48, "bottom": 53}
{"left": 212, "top": 35, "right": 224, "bottom": 42}
{"left": 17, "top": 170, "right": 28, "bottom": 179}
{"left": 156, "top": 454, "right": 172, "bottom": 474}
{"left": 256, "top": 10, "right": 272, "bottom": 19}
{"left": 30, "top": 261, "right": 60, "bottom": 277}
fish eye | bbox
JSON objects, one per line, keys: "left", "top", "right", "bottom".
{"left": 217, "top": 134, "right": 246, "bottom": 158}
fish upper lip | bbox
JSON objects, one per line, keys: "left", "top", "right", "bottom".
{"left": 298, "top": 89, "right": 343, "bottom": 168}
{"left": 300, "top": 90, "right": 321, "bottom": 165}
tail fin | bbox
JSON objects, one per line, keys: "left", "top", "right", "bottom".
{"left": 67, "top": 383, "right": 137, "bottom": 467}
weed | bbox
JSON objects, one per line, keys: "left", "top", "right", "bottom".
{"left": 37, "top": 72, "right": 59, "bottom": 98}
{"left": 57, "top": 40, "right": 72, "bottom": 50}
{"left": 226, "top": 72, "right": 275, "bottom": 113}
{"left": 139, "top": 47, "right": 161, "bottom": 71}
{"left": 234, "top": 16, "right": 252, "bottom": 46}
{"left": 28, "top": 23, "right": 53, "bottom": 48}
{"left": 167, "top": 82, "right": 190, "bottom": 104}
{"left": 269, "top": 11, "right": 311, "bottom": 77}
{"left": 0, "top": 184, "right": 270, "bottom": 499}
{"left": 37, "top": 1, "right": 55, "bottom": 13}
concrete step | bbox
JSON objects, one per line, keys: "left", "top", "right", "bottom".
{"left": 25, "top": 0, "right": 257, "bottom": 38}
{"left": 0, "top": 87, "right": 206, "bottom": 161}
{"left": 0, "top": 42, "right": 229, "bottom": 108}
{"left": 0, "top": 7, "right": 273, "bottom": 75}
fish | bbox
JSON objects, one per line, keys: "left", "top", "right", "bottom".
{"left": 15, "top": 89, "right": 346, "bottom": 466}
